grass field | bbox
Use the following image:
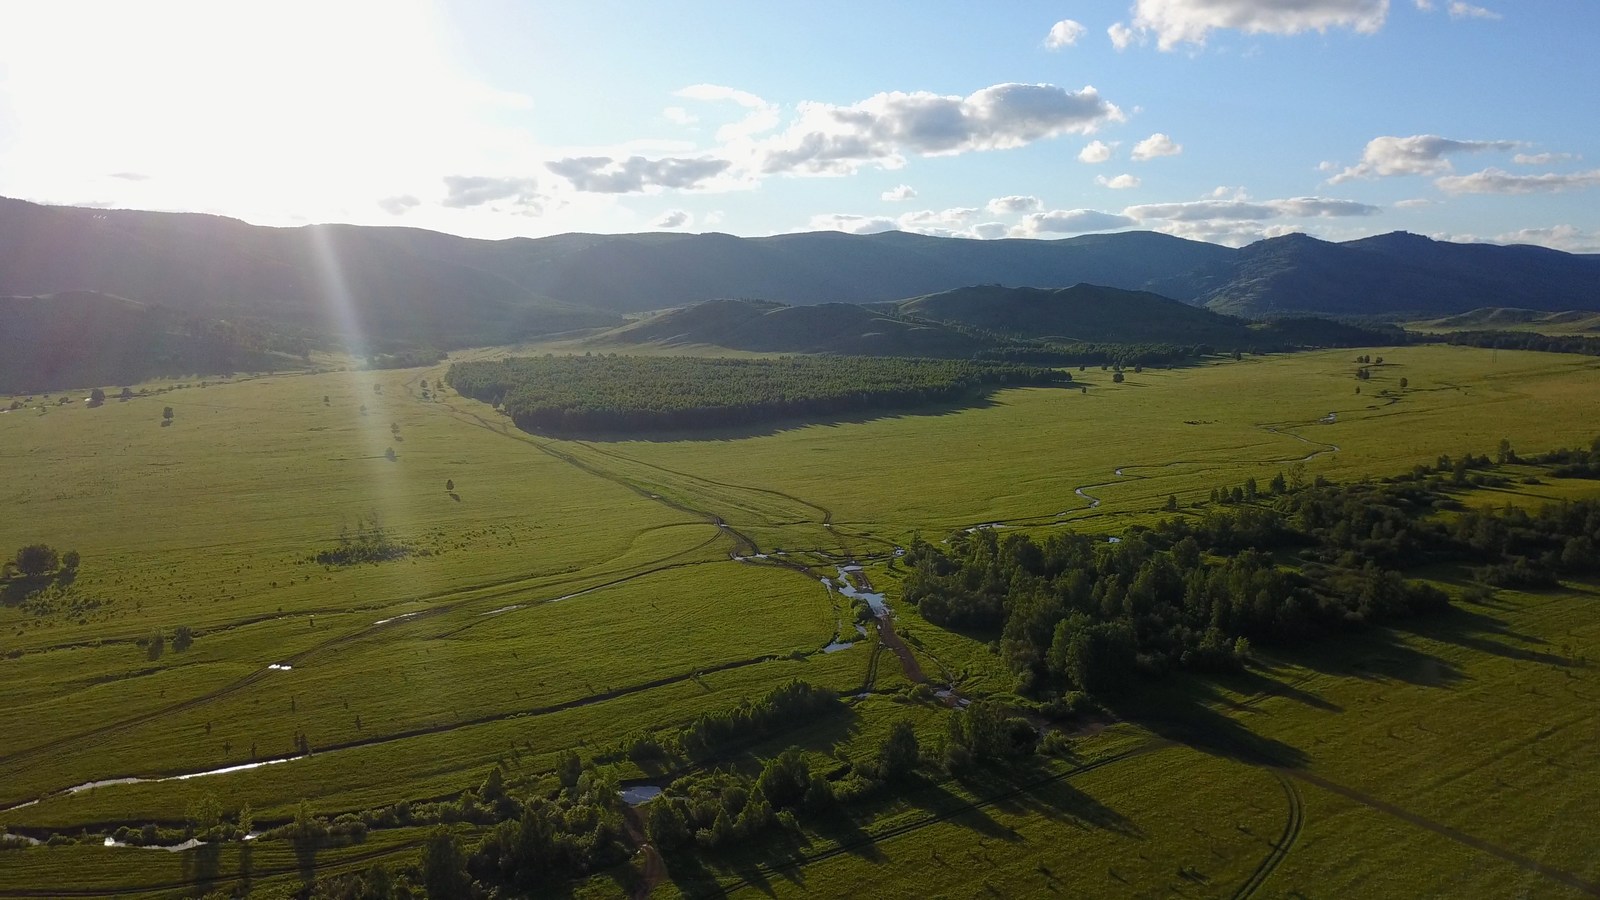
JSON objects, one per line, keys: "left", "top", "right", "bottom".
{"left": 4, "top": 345, "right": 1600, "bottom": 897}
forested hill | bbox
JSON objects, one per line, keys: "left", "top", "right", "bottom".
{"left": 1183, "top": 231, "right": 1600, "bottom": 318}
{"left": 0, "top": 292, "right": 308, "bottom": 392}
{"left": 894, "top": 284, "right": 1247, "bottom": 345}
{"left": 593, "top": 298, "right": 993, "bottom": 357}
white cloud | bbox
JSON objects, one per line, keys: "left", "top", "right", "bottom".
{"left": 1108, "top": 21, "right": 1141, "bottom": 50}
{"left": 1116, "top": 0, "right": 1390, "bottom": 51}
{"left": 1513, "top": 152, "right": 1578, "bottom": 166}
{"left": 1436, "top": 167, "right": 1600, "bottom": 195}
{"left": 986, "top": 194, "right": 1042, "bottom": 214}
{"left": 1015, "top": 208, "right": 1138, "bottom": 235}
{"left": 809, "top": 207, "right": 1021, "bottom": 239}
{"left": 1125, "top": 196, "right": 1380, "bottom": 221}
{"left": 1448, "top": 2, "right": 1499, "bottom": 19}
{"left": 1493, "top": 225, "right": 1600, "bottom": 253}
{"left": 654, "top": 209, "right": 691, "bottom": 229}
{"left": 1130, "top": 133, "right": 1182, "bottom": 161}
{"left": 807, "top": 213, "right": 900, "bottom": 235}
{"left": 882, "top": 184, "right": 918, "bottom": 201}
{"left": 1046, "top": 19, "right": 1088, "bottom": 49}
{"left": 1393, "top": 197, "right": 1433, "bottom": 208}
{"left": 377, "top": 194, "right": 420, "bottom": 215}
{"left": 1414, "top": 0, "right": 1434, "bottom": 9}
{"left": 1328, "top": 134, "right": 1518, "bottom": 182}
{"left": 1078, "top": 140, "right": 1116, "bottom": 163}
{"left": 675, "top": 83, "right": 780, "bottom": 142}
{"left": 756, "top": 82, "right": 1124, "bottom": 176}
{"left": 545, "top": 155, "right": 732, "bottom": 193}
{"left": 663, "top": 106, "right": 697, "bottom": 126}
{"left": 1096, "top": 173, "right": 1141, "bottom": 189}
{"left": 441, "top": 175, "right": 545, "bottom": 211}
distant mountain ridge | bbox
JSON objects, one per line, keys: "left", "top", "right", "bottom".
{"left": 3, "top": 197, "right": 1598, "bottom": 343}
{"left": 596, "top": 291, "right": 1399, "bottom": 360}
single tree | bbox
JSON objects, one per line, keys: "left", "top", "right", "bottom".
{"left": 119, "top": 387, "right": 134, "bottom": 401}
{"left": 87, "top": 388, "right": 105, "bottom": 407}
{"left": 146, "top": 628, "right": 166, "bottom": 660}
{"left": 173, "top": 624, "right": 194, "bottom": 652}
{"left": 878, "top": 719, "right": 920, "bottom": 780}
{"left": 162, "top": 406, "right": 174, "bottom": 421}
{"left": 1399, "top": 377, "right": 1409, "bottom": 389}
{"left": 61, "top": 549, "right": 81, "bottom": 571}
{"left": 445, "top": 479, "right": 455, "bottom": 492}
{"left": 1164, "top": 493, "right": 1178, "bottom": 511}
{"left": 1112, "top": 371, "right": 1125, "bottom": 383}
{"left": 385, "top": 447, "right": 397, "bottom": 462}
{"left": 15, "top": 544, "right": 59, "bottom": 577}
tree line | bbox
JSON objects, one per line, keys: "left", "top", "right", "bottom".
{"left": 447, "top": 354, "right": 1065, "bottom": 433}
{"left": 904, "top": 442, "right": 1600, "bottom": 699}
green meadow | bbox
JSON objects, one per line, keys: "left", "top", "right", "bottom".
{"left": 3, "top": 344, "right": 1600, "bottom": 897}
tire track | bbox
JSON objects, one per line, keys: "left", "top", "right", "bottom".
{"left": 1230, "top": 770, "right": 1304, "bottom": 900}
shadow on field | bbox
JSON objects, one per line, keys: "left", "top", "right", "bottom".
{"left": 1272, "top": 621, "right": 1467, "bottom": 689}
{"left": 1395, "top": 604, "right": 1576, "bottom": 669}
{"left": 1109, "top": 685, "right": 1309, "bottom": 770}
{"left": 180, "top": 841, "right": 225, "bottom": 896}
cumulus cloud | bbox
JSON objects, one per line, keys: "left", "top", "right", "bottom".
{"left": 1125, "top": 196, "right": 1379, "bottom": 223}
{"left": 675, "top": 83, "right": 780, "bottom": 142}
{"left": 807, "top": 213, "right": 900, "bottom": 235}
{"left": 882, "top": 184, "right": 918, "bottom": 201}
{"left": 1448, "top": 2, "right": 1499, "bottom": 18}
{"left": 756, "top": 82, "right": 1124, "bottom": 175}
{"left": 1130, "top": 133, "right": 1182, "bottom": 161}
{"left": 1096, "top": 173, "right": 1141, "bottom": 189}
{"left": 377, "top": 194, "right": 420, "bottom": 215}
{"left": 1513, "top": 151, "right": 1578, "bottom": 166}
{"left": 1435, "top": 167, "right": 1600, "bottom": 194}
{"left": 1493, "top": 225, "right": 1600, "bottom": 253}
{"left": 1046, "top": 19, "right": 1087, "bottom": 48}
{"left": 545, "top": 155, "right": 732, "bottom": 193}
{"left": 1113, "top": 0, "right": 1390, "bottom": 51}
{"left": 1078, "top": 140, "right": 1115, "bottom": 163}
{"left": 441, "top": 175, "right": 544, "bottom": 210}
{"left": 808, "top": 207, "right": 1017, "bottom": 239}
{"left": 986, "top": 194, "right": 1042, "bottom": 214}
{"left": 1393, "top": 197, "right": 1433, "bottom": 208}
{"left": 1328, "top": 134, "right": 1518, "bottom": 182}
{"left": 654, "top": 209, "right": 691, "bottom": 228}
{"left": 663, "top": 106, "right": 697, "bottom": 126}
{"left": 1016, "top": 208, "right": 1138, "bottom": 235}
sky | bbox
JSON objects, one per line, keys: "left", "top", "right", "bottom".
{"left": 1, "top": 0, "right": 1596, "bottom": 250}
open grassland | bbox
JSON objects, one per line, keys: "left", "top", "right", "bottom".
{"left": 4, "top": 345, "right": 1600, "bottom": 896}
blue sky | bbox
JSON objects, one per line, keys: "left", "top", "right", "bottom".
{"left": 1, "top": 0, "right": 1596, "bottom": 250}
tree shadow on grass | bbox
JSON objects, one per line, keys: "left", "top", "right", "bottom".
{"left": 1391, "top": 604, "right": 1578, "bottom": 671}
{"left": 1263, "top": 621, "right": 1467, "bottom": 689}
{"left": 1106, "top": 685, "right": 1309, "bottom": 770}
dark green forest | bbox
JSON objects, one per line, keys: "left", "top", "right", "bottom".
{"left": 905, "top": 444, "right": 1600, "bottom": 699}
{"left": 447, "top": 354, "right": 1066, "bottom": 433}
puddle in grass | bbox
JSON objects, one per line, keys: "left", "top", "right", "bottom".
{"left": 620, "top": 785, "right": 663, "bottom": 805}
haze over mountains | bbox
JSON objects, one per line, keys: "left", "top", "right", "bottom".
{"left": 3, "top": 196, "right": 1598, "bottom": 363}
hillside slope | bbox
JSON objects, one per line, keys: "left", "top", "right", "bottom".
{"left": 596, "top": 298, "right": 992, "bottom": 357}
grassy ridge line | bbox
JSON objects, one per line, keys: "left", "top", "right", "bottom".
{"left": 716, "top": 742, "right": 1174, "bottom": 898}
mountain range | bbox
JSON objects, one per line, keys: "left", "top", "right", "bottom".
{"left": 2, "top": 195, "right": 1598, "bottom": 384}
